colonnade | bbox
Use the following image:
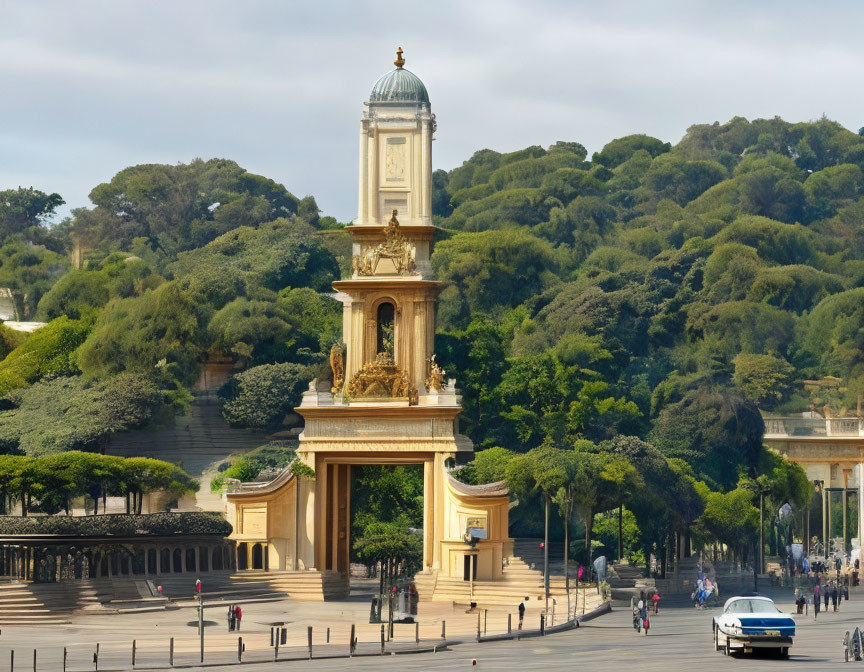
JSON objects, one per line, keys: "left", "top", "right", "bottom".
{"left": 0, "top": 541, "right": 236, "bottom": 583}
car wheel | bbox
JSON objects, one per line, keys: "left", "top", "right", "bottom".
{"left": 714, "top": 629, "right": 721, "bottom": 652}
{"left": 724, "top": 638, "right": 731, "bottom": 656}
{"left": 779, "top": 647, "right": 789, "bottom": 659}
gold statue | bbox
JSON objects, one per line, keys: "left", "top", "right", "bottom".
{"left": 351, "top": 210, "right": 416, "bottom": 277}
{"left": 425, "top": 354, "right": 445, "bottom": 392}
{"left": 347, "top": 351, "right": 417, "bottom": 404}
{"left": 394, "top": 47, "right": 405, "bottom": 69}
{"left": 329, "top": 343, "right": 344, "bottom": 395}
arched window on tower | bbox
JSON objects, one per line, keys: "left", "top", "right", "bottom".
{"left": 377, "top": 302, "right": 395, "bottom": 356}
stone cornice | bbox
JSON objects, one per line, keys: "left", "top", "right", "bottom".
{"left": 296, "top": 404, "right": 460, "bottom": 420}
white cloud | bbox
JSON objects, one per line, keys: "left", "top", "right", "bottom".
{"left": 1, "top": 0, "right": 863, "bottom": 223}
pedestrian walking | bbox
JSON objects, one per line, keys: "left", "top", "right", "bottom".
{"left": 235, "top": 605, "right": 242, "bottom": 631}
{"left": 227, "top": 605, "right": 235, "bottom": 632}
{"left": 652, "top": 591, "right": 660, "bottom": 614}
{"left": 814, "top": 583, "right": 821, "bottom": 618}
{"left": 518, "top": 600, "right": 525, "bottom": 629}
{"left": 825, "top": 583, "right": 831, "bottom": 611}
{"left": 833, "top": 584, "right": 839, "bottom": 612}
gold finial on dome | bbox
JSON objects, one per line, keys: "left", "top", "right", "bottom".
{"left": 394, "top": 47, "right": 405, "bottom": 68}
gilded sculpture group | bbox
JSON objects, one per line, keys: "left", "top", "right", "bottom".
{"left": 328, "top": 344, "right": 446, "bottom": 404}
{"left": 351, "top": 210, "right": 416, "bottom": 277}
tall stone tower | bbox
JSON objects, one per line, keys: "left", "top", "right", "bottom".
{"left": 226, "top": 50, "right": 511, "bottom": 593}
{"left": 339, "top": 47, "right": 439, "bottom": 394}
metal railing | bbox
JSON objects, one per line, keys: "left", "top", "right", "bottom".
{"left": 763, "top": 417, "right": 864, "bottom": 438}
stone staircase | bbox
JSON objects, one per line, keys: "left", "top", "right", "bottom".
{"left": 416, "top": 538, "right": 586, "bottom": 609}
{"left": 154, "top": 571, "right": 286, "bottom": 605}
{"left": 607, "top": 562, "right": 652, "bottom": 605}
{"left": 107, "top": 390, "right": 268, "bottom": 511}
{"left": 228, "top": 570, "right": 350, "bottom": 601}
{"left": 0, "top": 578, "right": 156, "bottom": 625}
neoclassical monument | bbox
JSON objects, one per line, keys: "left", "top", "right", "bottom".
{"left": 225, "top": 50, "right": 511, "bottom": 597}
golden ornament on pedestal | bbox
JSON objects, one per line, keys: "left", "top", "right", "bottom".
{"left": 329, "top": 343, "right": 344, "bottom": 395}
{"left": 352, "top": 210, "right": 416, "bottom": 276}
{"left": 426, "top": 354, "right": 445, "bottom": 392}
{"left": 347, "top": 351, "right": 417, "bottom": 403}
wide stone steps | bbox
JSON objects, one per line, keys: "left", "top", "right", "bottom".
{"left": 228, "top": 571, "right": 349, "bottom": 601}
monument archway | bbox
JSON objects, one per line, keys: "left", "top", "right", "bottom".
{"left": 224, "top": 49, "right": 513, "bottom": 600}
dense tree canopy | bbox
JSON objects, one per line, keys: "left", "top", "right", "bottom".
{"left": 7, "top": 117, "right": 862, "bottom": 568}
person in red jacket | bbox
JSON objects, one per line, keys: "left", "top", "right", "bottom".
{"left": 652, "top": 591, "right": 660, "bottom": 614}
{"left": 235, "top": 605, "right": 243, "bottom": 631}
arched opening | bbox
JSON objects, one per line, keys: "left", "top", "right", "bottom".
{"left": 376, "top": 302, "right": 395, "bottom": 356}
{"left": 147, "top": 549, "right": 157, "bottom": 574}
{"left": 251, "top": 543, "right": 264, "bottom": 570}
{"left": 172, "top": 548, "right": 182, "bottom": 573}
{"left": 160, "top": 548, "right": 171, "bottom": 574}
{"left": 237, "top": 543, "right": 248, "bottom": 570}
{"left": 212, "top": 546, "right": 223, "bottom": 571}
{"left": 185, "top": 548, "right": 196, "bottom": 572}
{"left": 199, "top": 546, "right": 209, "bottom": 572}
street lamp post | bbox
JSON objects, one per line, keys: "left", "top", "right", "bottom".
{"left": 814, "top": 480, "right": 825, "bottom": 560}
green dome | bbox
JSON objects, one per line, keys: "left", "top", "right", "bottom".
{"left": 370, "top": 67, "right": 429, "bottom": 104}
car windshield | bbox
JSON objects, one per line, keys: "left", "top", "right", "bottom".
{"left": 725, "top": 599, "right": 781, "bottom": 614}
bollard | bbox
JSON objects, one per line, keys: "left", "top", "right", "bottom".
{"left": 270, "top": 627, "right": 274, "bottom": 647}
{"left": 63, "top": 647, "right": 67, "bottom": 672}
{"left": 380, "top": 624, "right": 385, "bottom": 654}
{"left": 508, "top": 613, "right": 512, "bottom": 634}
{"left": 327, "top": 626, "right": 330, "bottom": 644}
{"left": 238, "top": 637, "right": 243, "bottom": 662}
{"left": 476, "top": 611, "right": 481, "bottom": 641}
{"left": 274, "top": 631, "right": 279, "bottom": 661}
{"left": 441, "top": 620, "right": 446, "bottom": 640}
{"left": 484, "top": 609, "right": 487, "bottom": 635}
{"left": 540, "top": 613, "right": 545, "bottom": 636}
{"left": 132, "top": 639, "right": 136, "bottom": 667}
{"left": 350, "top": 624, "right": 356, "bottom": 657}
{"left": 308, "top": 626, "right": 313, "bottom": 660}
{"left": 415, "top": 621, "right": 419, "bottom": 644}
{"left": 31, "top": 650, "right": 35, "bottom": 672}
{"left": 94, "top": 643, "right": 99, "bottom": 671}
{"left": 9, "top": 649, "right": 12, "bottom": 672}
{"left": 280, "top": 628, "right": 287, "bottom": 646}
{"left": 169, "top": 637, "right": 174, "bottom": 667}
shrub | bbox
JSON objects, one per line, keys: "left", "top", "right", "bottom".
{"left": 219, "top": 363, "right": 309, "bottom": 430}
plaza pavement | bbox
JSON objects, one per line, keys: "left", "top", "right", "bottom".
{"left": 4, "top": 582, "right": 861, "bottom": 671}
{"left": 0, "top": 582, "right": 603, "bottom": 671}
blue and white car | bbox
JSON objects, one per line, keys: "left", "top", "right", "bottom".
{"left": 712, "top": 596, "right": 795, "bottom": 657}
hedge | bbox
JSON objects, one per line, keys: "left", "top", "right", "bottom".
{"left": 0, "top": 512, "right": 232, "bottom": 537}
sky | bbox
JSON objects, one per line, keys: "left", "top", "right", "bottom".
{"left": 1, "top": 0, "right": 863, "bottom": 223}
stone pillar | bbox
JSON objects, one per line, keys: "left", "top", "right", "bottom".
{"left": 358, "top": 121, "right": 369, "bottom": 224}
{"left": 823, "top": 486, "right": 828, "bottom": 556}
{"left": 315, "top": 460, "right": 329, "bottom": 571}
{"left": 859, "top": 463, "right": 864, "bottom": 552}
{"left": 181, "top": 547, "right": 187, "bottom": 573}
{"left": 433, "top": 453, "right": 447, "bottom": 571}
{"left": 421, "top": 117, "right": 431, "bottom": 222}
{"left": 195, "top": 546, "right": 200, "bottom": 574}
{"left": 367, "top": 124, "right": 378, "bottom": 223}
{"left": 423, "top": 459, "right": 434, "bottom": 569}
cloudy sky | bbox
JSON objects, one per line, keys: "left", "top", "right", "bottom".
{"left": 1, "top": 1, "right": 862, "bottom": 223}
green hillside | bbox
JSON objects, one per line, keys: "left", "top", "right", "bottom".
{"left": 1, "top": 116, "right": 861, "bottom": 563}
